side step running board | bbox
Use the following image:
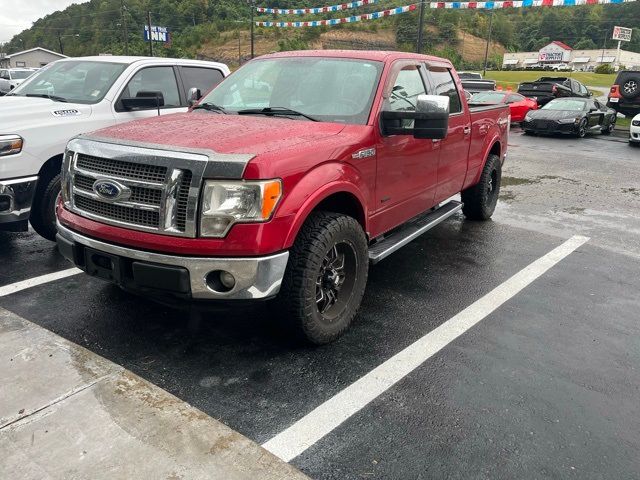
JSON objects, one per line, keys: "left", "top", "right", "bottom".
{"left": 368, "top": 200, "right": 463, "bottom": 264}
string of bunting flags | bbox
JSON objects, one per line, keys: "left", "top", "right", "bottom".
{"left": 255, "top": 0, "right": 636, "bottom": 27}
{"left": 256, "top": 0, "right": 381, "bottom": 14}
{"left": 256, "top": 4, "right": 417, "bottom": 27}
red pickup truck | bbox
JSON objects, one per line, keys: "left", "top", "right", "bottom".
{"left": 56, "top": 50, "right": 509, "bottom": 344}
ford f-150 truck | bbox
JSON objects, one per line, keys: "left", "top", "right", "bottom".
{"left": 56, "top": 50, "right": 509, "bottom": 344}
{"left": 0, "top": 56, "right": 229, "bottom": 239}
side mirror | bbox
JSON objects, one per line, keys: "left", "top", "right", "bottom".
{"left": 121, "top": 91, "right": 165, "bottom": 110}
{"left": 381, "top": 94, "right": 450, "bottom": 139}
{"left": 187, "top": 87, "right": 201, "bottom": 107}
{"left": 588, "top": 92, "right": 593, "bottom": 97}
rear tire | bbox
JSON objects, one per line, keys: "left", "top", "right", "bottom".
{"left": 601, "top": 117, "right": 615, "bottom": 135}
{"left": 461, "top": 154, "right": 501, "bottom": 221}
{"left": 29, "top": 173, "right": 61, "bottom": 241}
{"left": 275, "top": 212, "right": 369, "bottom": 345}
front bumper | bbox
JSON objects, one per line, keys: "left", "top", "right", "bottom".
{"left": 56, "top": 222, "right": 289, "bottom": 300}
{"left": 0, "top": 176, "right": 38, "bottom": 224}
{"left": 630, "top": 128, "right": 640, "bottom": 143}
{"left": 523, "top": 120, "right": 579, "bottom": 135}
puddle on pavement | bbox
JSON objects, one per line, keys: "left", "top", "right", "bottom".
{"left": 501, "top": 176, "right": 539, "bottom": 187}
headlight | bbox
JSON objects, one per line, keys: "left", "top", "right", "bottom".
{"left": 0, "top": 135, "right": 23, "bottom": 156}
{"left": 524, "top": 113, "right": 533, "bottom": 122}
{"left": 633, "top": 120, "right": 640, "bottom": 127}
{"left": 200, "top": 179, "right": 282, "bottom": 237}
{"left": 557, "top": 117, "right": 580, "bottom": 124}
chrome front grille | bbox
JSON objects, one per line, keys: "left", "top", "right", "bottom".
{"left": 64, "top": 139, "right": 211, "bottom": 238}
{"left": 74, "top": 195, "right": 160, "bottom": 228}
{"left": 76, "top": 154, "right": 168, "bottom": 182}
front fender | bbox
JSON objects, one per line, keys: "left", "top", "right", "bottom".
{"left": 279, "top": 161, "right": 370, "bottom": 248}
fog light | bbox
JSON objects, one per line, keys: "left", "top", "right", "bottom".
{"left": 220, "top": 271, "right": 236, "bottom": 289}
{"left": 205, "top": 270, "right": 236, "bottom": 293}
{"left": 0, "top": 195, "right": 11, "bottom": 212}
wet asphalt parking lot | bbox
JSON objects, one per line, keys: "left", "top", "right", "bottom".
{"left": 1, "top": 129, "right": 639, "bottom": 479}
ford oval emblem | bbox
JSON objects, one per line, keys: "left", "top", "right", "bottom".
{"left": 93, "top": 179, "right": 130, "bottom": 202}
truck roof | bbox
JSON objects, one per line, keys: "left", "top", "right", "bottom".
{"left": 258, "top": 49, "right": 453, "bottom": 67}
{"left": 53, "top": 55, "right": 228, "bottom": 69}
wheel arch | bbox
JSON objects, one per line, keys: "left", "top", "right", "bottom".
{"left": 283, "top": 184, "right": 368, "bottom": 249}
{"left": 37, "top": 153, "right": 63, "bottom": 187}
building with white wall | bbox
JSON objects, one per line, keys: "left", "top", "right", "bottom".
{"left": 502, "top": 41, "right": 640, "bottom": 70}
{"left": 0, "top": 47, "right": 67, "bottom": 69}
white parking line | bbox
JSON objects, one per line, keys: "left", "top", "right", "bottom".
{"left": 262, "top": 235, "right": 590, "bottom": 462}
{"left": 0, "top": 268, "right": 82, "bottom": 298}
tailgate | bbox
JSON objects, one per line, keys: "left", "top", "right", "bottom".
{"left": 518, "top": 82, "right": 556, "bottom": 97}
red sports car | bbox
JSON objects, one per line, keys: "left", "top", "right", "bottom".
{"left": 471, "top": 91, "right": 538, "bottom": 123}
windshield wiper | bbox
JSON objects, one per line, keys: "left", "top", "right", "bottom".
{"left": 192, "top": 102, "right": 227, "bottom": 114}
{"left": 23, "top": 93, "right": 68, "bottom": 103}
{"left": 236, "top": 107, "right": 318, "bottom": 122}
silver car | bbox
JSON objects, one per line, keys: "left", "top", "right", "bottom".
{"left": 0, "top": 68, "right": 36, "bottom": 95}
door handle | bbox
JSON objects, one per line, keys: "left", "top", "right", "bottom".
{"left": 463, "top": 126, "right": 471, "bottom": 135}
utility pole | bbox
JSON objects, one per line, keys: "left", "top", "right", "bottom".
{"left": 483, "top": 10, "right": 494, "bottom": 76}
{"left": 121, "top": 0, "right": 129, "bottom": 55}
{"left": 147, "top": 11, "right": 153, "bottom": 57}
{"left": 57, "top": 33, "right": 64, "bottom": 55}
{"left": 601, "top": 29, "right": 608, "bottom": 67}
{"left": 416, "top": 0, "right": 426, "bottom": 54}
{"left": 238, "top": 30, "right": 241, "bottom": 66}
{"left": 248, "top": 0, "right": 255, "bottom": 58}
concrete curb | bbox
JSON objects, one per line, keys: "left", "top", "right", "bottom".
{"left": 0, "top": 308, "right": 309, "bottom": 480}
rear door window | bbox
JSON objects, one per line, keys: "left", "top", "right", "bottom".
{"left": 180, "top": 66, "right": 224, "bottom": 97}
{"left": 427, "top": 68, "right": 462, "bottom": 114}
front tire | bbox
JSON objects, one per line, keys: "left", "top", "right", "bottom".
{"left": 276, "top": 212, "right": 369, "bottom": 345}
{"left": 461, "top": 154, "right": 501, "bottom": 221}
{"left": 576, "top": 118, "right": 588, "bottom": 138}
{"left": 29, "top": 173, "right": 61, "bottom": 241}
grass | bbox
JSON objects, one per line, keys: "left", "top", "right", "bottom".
{"left": 483, "top": 71, "right": 617, "bottom": 90}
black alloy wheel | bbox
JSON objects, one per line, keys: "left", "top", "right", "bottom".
{"left": 315, "top": 242, "right": 357, "bottom": 321}
{"left": 602, "top": 116, "right": 616, "bottom": 135}
{"left": 577, "top": 118, "right": 588, "bottom": 138}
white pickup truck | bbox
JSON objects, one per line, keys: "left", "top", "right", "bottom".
{"left": 0, "top": 68, "right": 37, "bottom": 94}
{"left": 0, "top": 56, "right": 229, "bottom": 239}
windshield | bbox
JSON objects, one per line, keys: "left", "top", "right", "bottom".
{"left": 10, "top": 60, "right": 127, "bottom": 104}
{"left": 200, "top": 57, "right": 383, "bottom": 124}
{"left": 10, "top": 70, "right": 33, "bottom": 80}
{"left": 471, "top": 92, "right": 506, "bottom": 104}
{"left": 542, "top": 99, "right": 586, "bottom": 111}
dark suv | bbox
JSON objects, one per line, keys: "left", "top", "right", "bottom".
{"left": 608, "top": 70, "right": 640, "bottom": 117}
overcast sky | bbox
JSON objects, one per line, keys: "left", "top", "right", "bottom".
{"left": 0, "top": 0, "right": 86, "bottom": 44}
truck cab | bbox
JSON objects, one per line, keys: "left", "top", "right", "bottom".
{"left": 0, "top": 56, "right": 229, "bottom": 239}
{"left": 56, "top": 50, "right": 509, "bottom": 344}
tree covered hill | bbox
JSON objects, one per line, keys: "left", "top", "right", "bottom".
{"left": 2, "top": 0, "right": 638, "bottom": 65}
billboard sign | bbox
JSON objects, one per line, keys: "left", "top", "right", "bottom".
{"left": 612, "top": 26, "right": 632, "bottom": 42}
{"left": 144, "top": 25, "right": 170, "bottom": 43}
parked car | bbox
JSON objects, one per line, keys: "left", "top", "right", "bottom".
{"left": 525, "top": 63, "right": 543, "bottom": 70}
{"left": 518, "top": 77, "right": 591, "bottom": 106}
{"left": 550, "top": 63, "right": 572, "bottom": 72}
{"left": 458, "top": 72, "right": 496, "bottom": 94}
{"left": 55, "top": 50, "right": 510, "bottom": 344}
{"left": 471, "top": 91, "right": 538, "bottom": 123}
{"left": 0, "top": 68, "right": 36, "bottom": 95}
{"left": 522, "top": 97, "right": 616, "bottom": 138}
{"left": 0, "top": 56, "right": 229, "bottom": 239}
{"left": 607, "top": 70, "right": 640, "bottom": 118}
{"left": 630, "top": 113, "right": 640, "bottom": 146}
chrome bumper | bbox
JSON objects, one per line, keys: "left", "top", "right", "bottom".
{"left": 56, "top": 222, "right": 289, "bottom": 300}
{"left": 0, "top": 176, "right": 38, "bottom": 224}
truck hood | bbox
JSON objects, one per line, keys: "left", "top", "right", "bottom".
{"left": 87, "top": 111, "right": 346, "bottom": 156}
{"left": 0, "top": 96, "right": 93, "bottom": 131}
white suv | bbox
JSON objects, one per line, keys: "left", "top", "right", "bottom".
{"left": 0, "top": 56, "right": 229, "bottom": 239}
{"left": 630, "top": 113, "right": 640, "bottom": 146}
